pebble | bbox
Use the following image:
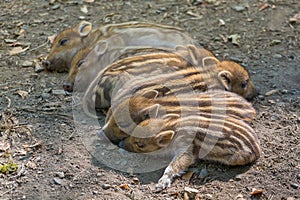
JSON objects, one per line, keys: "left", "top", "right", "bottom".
{"left": 41, "top": 93, "right": 51, "bottom": 99}
{"left": 53, "top": 177, "right": 62, "bottom": 185}
{"left": 272, "top": 54, "right": 283, "bottom": 59}
{"left": 270, "top": 115, "right": 279, "bottom": 121}
{"left": 290, "top": 89, "right": 299, "bottom": 95}
{"left": 102, "top": 184, "right": 111, "bottom": 190}
{"left": 280, "top": 89, "right": 288, "bottom": 94}
{"left": 93, "top": 190, "right": 98, "bottom": 195}
{"left": 265, "top": 89, "right": 279, "bottom": 96}
{"left": 231, "top": 5, "right": 246, "bottom": 12}
{"left": 234, "top": 174, "right": 243, "bottom": 181}
{"left": 297, "top": 174, "right": 300, "bottom": 179}
{"left": 55, "top": 171, "right": 65, "bottom": 178}
{"left": 22, "top": 60, "right": 33, "bottom": 67}
{"left": 290, "top": 182, "right": 299, "bottom": 189}
{"left": 258, "top": 95, "right": 265, "bottom": 100}
{"left": 184, "top": 186, "right": 199, "bottom": 198}
{"left": 34, "top": 62, "right": 45, "bottom": 73}
{"left": 52, "top": 89, "right": 66, "bottom": 95}
{"left": 51, "top": 4, "right": 60, "bottom": 10}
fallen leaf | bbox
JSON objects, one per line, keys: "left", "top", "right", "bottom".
{"left": 250, "top": 188, "right": 264, "bottom": 195}
{"left": 22, "top": 60, "right": 33, "bottom": 67}
{"left": 290, "top": 13, "right": 300, "bottom": 23}
{"left": 9, "top": 46, "right": 29, "bottom": 56}
{"left": 265, "top": 89, "right": 279, "bottom": 96}
{"left": 48, "top": 34, "right": 56, "bottom": 44}
{"left": 258, "top": 3, "right": 270, "bottom": 11}
{"left": 118, "top": 183, "right": 130, "bottom": 190}
{"left": 132, "top": 177, "right": 139, "bottom": 184}
{"left": 0, "top": 142, "right": 10, "bottom": 152}
{"left": 81, "top": 5, "right": 88, "bottom": 14}
{"left": 182, "top": 171, "right": 194, "bottom": 181}
{"left": 4, "top": 39, "right": 17, "bottom": 43}
{"left": 16, "top": 90, "right": 29, "bottom": 99}
{"left": 228, "top": 34, "right": 241, "bottom": 46}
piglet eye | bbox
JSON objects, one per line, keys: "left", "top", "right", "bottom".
{"left": 241, "top": 80, "right": 248, "bottom": 89}
{"left": 58, "top": 38, "right": 68, "bottom": 46}
{"left": 76, "top": 60, "right": 85, "bottom": 68}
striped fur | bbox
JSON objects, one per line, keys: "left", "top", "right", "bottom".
{"left": 45, "top": 21, "right": 194, "bottom": 72}
{"left": 82, "top": 44, "right": 257, "bottom": 119}
{"left": 82, "top": 45, "right": 221, "bottom": 117}
{"left": 103, "top": 89, "right": 256, "bottom": 144}
{"left": 102, "top": 89, "right": 260, "bottom": 190}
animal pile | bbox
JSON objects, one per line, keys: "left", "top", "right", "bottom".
{"left": 44, "top": 21, "right": 261, "bottom": 190}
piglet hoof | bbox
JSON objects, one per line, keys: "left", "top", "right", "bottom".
{"left": 154, "top": 175, "right": 172, "bottom": 192}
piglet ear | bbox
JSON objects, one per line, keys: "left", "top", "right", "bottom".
{"left": 154, "top": 130, "right": 175, "bottom": 147}
{"left": 141, "top": 89, "right": 159, "bottom": 99}
{"left": 218, "top": 70, "right": 233, "bottom": 91}
{"left": 76, "top": 21, "right": 92, "bottom": 37}
{"left": 186, "top": 45, "right": 200, "bottom": 66}
{"left": 140, "top": 104, "right": 161, "bottom": 119}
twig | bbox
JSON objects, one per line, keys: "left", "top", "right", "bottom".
{"left": 0, "top": 187, "right": 15, "bottom": 197}
{"left": 5, "top": 96, "right": 11, "bottom": 109}
{"left": 28, "top": 40, "right": 49, "bottom": 52}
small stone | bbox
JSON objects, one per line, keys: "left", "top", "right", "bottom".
{"left": 53, "top": 177, "right": 62, "bottom": 185}
{"left": 22, "top": 60, "right": 33, "bottom": 67}
{"left": 290, "top": 182, "right": 299, "bottom": 189}
{"left": 56, "top": 172, "right": 65, "bottom": 178}
{"left": 290, "top": 89, "right": 299, "bottom": 95}
{"left": 272, "top": 54, "right": 282, "bottom": 59}
{"left": 296, "top": 174, "right": 300, "bottom": 179}
{"left": 268, "top": 99, "right": 276, "bottom": 104}
{"left": 34, "top": 62, "right": 45, "bottom": 73}
{"left": 199, "top": 168, "right": 208, "bottom": 178}
{"left": 258, "top": 95, "right": 265, "bottom": 100}
{"left": 51, "top": 4, "right": 60, "bottom": 10}
{"left": 102, "top": 184, "right": 111, "bottom": 190}
{"left": 93, "top": 190, "right": 98, "bottom": 195}
{"left": 231, "top": 5, "right": 246, "bottom": 12}
{"left": 287, "top": 197, "right": 295, "bottom": 200}
{"left": 280, "top": 89, "right": 288, "bottom": 94}
{"left": 41, "top": 93, "right": 51, "bottom": 99}
{"left": 270, "top": 115, "right": 278, "bottom": 121}
{"left": 265, "top": 89, "right": 279, "bottom": 96}
{"left": 184, "top": 186, "right": 199, "bottom": 198}
{"left": 106, "top": 144, "right": 117, "bottom": 150}
{"left": 52, "top": 89, "right": 66, "bottom": 95}
{"left": 4, "top": 39, "right": 17, "bottom": 43}
{"left": 234, "top": 174, "right": 243, "bottom": 181}
{"left": 270, "top": 39, "right": 281, "bottom": 46}
{"left": 30, "top": 73, "right": 39, "bottom": 79}
{"left": 229, "top": 56, "right": 242, "bottom": 63}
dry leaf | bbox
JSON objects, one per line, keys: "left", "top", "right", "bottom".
{"left": 132, "top": 177, "right": 139, "bottom": 184}
{"left": 250, "top": 188, "right": 264, "bottom": 195}
{"left": 228, "top": 34, "right": 241, "bottom": 46}
{"left": 48, "top": 34, "right": 56, "bottom": 44}
{"left": 0, "top": 142, "right": 10, "bottom": 152}
{"left": 80, "top": 5, "right": 88, "bottom": 14}
{"left": 118, "top": 183, "right": 130, "bottom": 190}
{"left": 9, "top": 46, "right": 29, "bottom": 56}
{"left": 290, "top": 13, "right": 300, "bottom": 23}
{"left": 182, "top": 171, "right": 194, "bottom": 181}
{"left": 16, "top": 90, "right": 29, "bottom": 99}
{"left": 258, "top": 3, "right": 270, "bottom": 11}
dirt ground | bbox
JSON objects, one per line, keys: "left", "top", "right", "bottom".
{"left": 0, "top": 0, "right": 299, "bottom": 199}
